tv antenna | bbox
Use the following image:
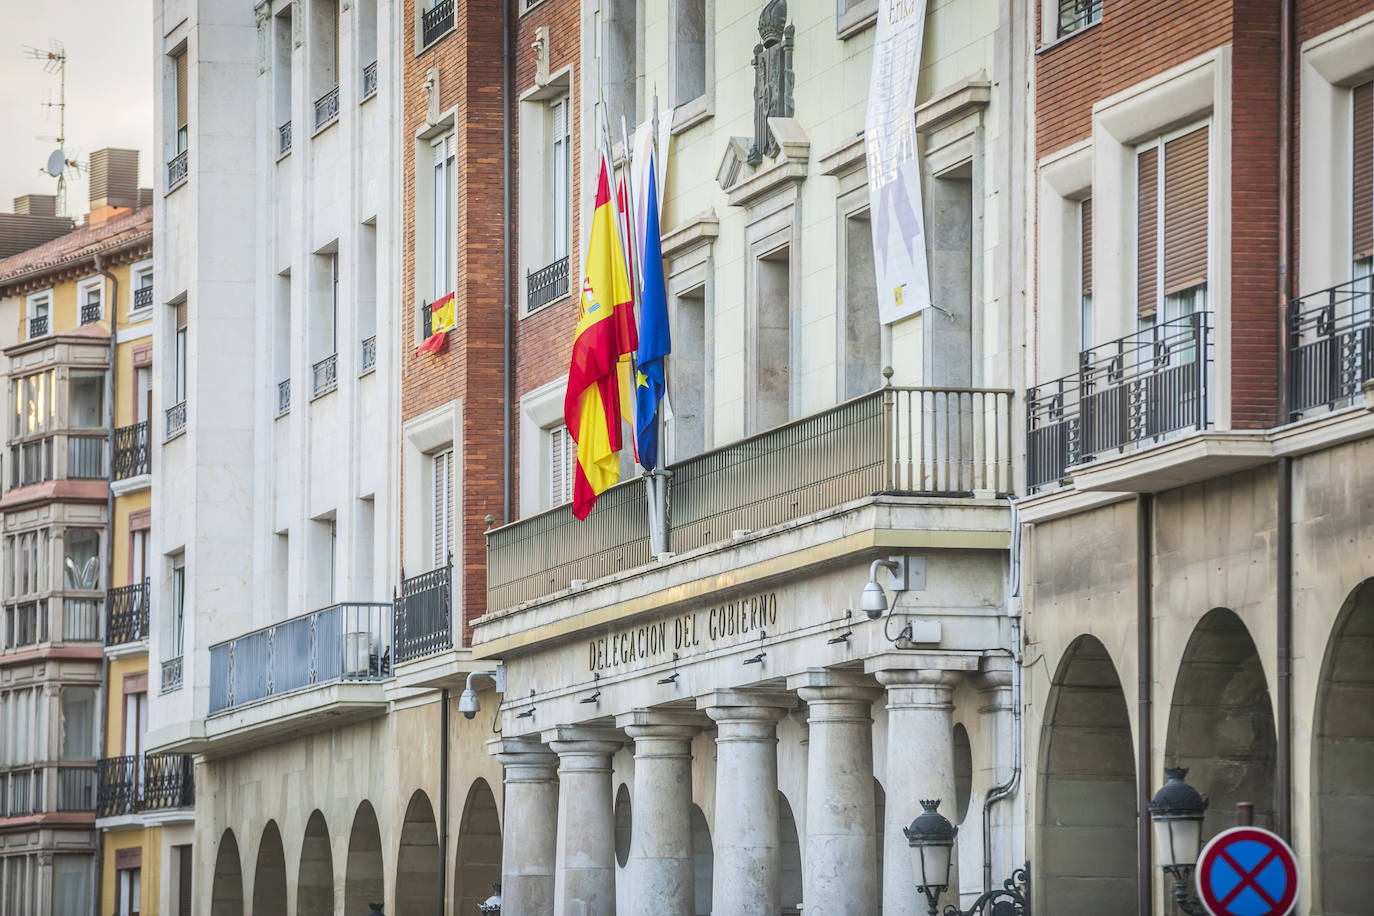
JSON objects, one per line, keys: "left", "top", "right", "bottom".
{"left": 23, "top": 40, "right": 82, "bottom": 215}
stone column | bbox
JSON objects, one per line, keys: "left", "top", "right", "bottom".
{"left": 617, "top": 710, "right": 702, "bottom": 916}
{"left": 491, "top": 736, "right": 560, "bottom": 916}
{"left": 790, "top": 669, "right": 882, "bottom": 915}
{"left": 698, "top": 689, "right": 795, "bottom": 916}
{"left": 545, "top": 726, "right": 622, "bottom": 916}
{"left": 868, "top": 663, "right": 965, "bottom": 916}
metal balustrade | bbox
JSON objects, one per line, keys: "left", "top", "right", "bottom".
{"left": 63, "top": 598, "right": 101, "bottom": 642}
{"left": 1057, "top": 0, "right": 1102, "bottom": 36}
{"left": 527, "top": 256, "right": 570, "bottom": 311}
{"left": 167, "top": 150, "right": 189, "bottom": 190}
{"left": 361, "top": 60, "right": 378, "bottom": 100}
{"left": 314, "top": 86, "right": 340, "bottom": 130}
{"left": 486, "top": 386, "right": 1015, "bottom": 611}
{"left": 278, "top": 120, "right": 292, "bottom": 156}
{"left": 161, "top": 655, "right": 183, "bottom": 693}
{"left": 361, "top": 336, "right": 377, "bottom": 374}
{"left": 68, "top": 436, "right": 105, "bottom": 479}
{"left": 312, "top": 353, "right": 338, "bottom": 397}
{"left": 209, "top": 602, "right": 392, "bottom": 714}
{"left": 165, "top": 400, "right": 187, "bottom": 439}
{"left": 79, "top": 300, "right": 102, "bottom": 325}
{"left": 278, "top": 379, "right": 291, "bottom": 415}
{"left": 112, "top": 421, "right": 150, "bottom": 479}
{"left": 133, "top": 286, "right": 153, "bottom": 311}
{"left": 57, "top": 767, "right": 97, "bottom": 811}
{"left": 421, "top": 0, "right": 455, "bottom": 47}
{"left": 1286, "top": 276, "right": 1374, "bottom": 419}
{"left": 97, "top": 753, "right": 194, "bottom": 817}
{"left": 106, "top": 580, "right": 150, "bottom": 646}
{"left": 28, "top": 315, "right": 48, "bottom": 338}
{"left": 393, "top": 564, "right": 452, "bottom": 663}
{"left": 1027, "top": 312, "right": 1213, "bottom": 491}
{"left": 96, "top": 755, "right": 139, "bottom": 816}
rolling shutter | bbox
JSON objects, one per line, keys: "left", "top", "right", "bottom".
{"left": 1163, "top": 126, "right": 1210, "bottom": 295}
{"left": 1354, "top": 82, "right": 1372, "bottom": 261}
{"left": 1080, "top": 197, "right": 1093, "bottom": 297}
{"left": 174, "top": 51, "right": 188, "bottom": 129}
{"left": 1137, "top": 148, "right": 1158, "bottom": 317}
{"left": 432, "top": 449, "right": 452, "bottom": 570}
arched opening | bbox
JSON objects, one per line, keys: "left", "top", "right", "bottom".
{"left": 1165, "top": 608, "right": 1277, "bottom": 840}
{"left": 690, "top": 803, "right": 713, "bottom": 916}
{"left": 953, "top": 723, "right": 973, "bottom": 824}
{"left": 1037, "top": 635, "right": 1138, "bottom": 910}
{"left": 211, "top": 829, "right": 244, "bottom": 916}
{"left": 1315, "top": 579, "right": 1374, "bottom": 915}
{"left": 345, "top": 800, "right": 385, "bottom": 914}
{"left": 297, "top": 810, "right": 334, "bottom": 916}
{"left": 396, "top": 790, "right": 440, "bottom": 916}
{"left": 873, "top": 778, "right": 886, "bottom": 903}
{"left": 779, "top": 792, "right": 803, "bottom": 915}
{"left": 455, "top": 778, "right": 502, "bottom": 914}
{"left": 614, "top": 783, "right": 633, "bottom": 868}
{"left": 252, "top": 821, "right": 288, "bottom": 916}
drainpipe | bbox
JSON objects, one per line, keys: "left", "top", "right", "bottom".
{"left": 93, "top": 251, "right": 118, "bottom": 916}
{"left": 440, "top": 686, "right": 450, "bottom": 913}
{"left": 1137, "top": 493, "right": 1153, "bottom": 915}
{"left": 981, "top": 497, "right": 1022, "bottom": 892}
{"left": 500, "top": 0, "right": 513, "bottom": 525}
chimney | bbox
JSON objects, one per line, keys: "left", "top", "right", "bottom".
{"left": 88, "top": 148, "right": 141, "bottom": 211}
{"left": 13, "top": 194, "right": 58, "bottom": 217}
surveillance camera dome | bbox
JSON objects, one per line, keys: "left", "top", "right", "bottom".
{"left": 861, "top": 579, "right": 889, "bottom": 619}
{"left": 458, "top": 686, "right": 480, "bottom": 720}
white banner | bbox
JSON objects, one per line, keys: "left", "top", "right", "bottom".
{"left": 866, "top": 0, "right": 932, "bottom": 324}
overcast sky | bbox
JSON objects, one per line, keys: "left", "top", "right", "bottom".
{"left": 0, "top": 0, "right": 154, "bottom": 219}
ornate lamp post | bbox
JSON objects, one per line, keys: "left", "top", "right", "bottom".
{"left": 903, "top": 798, "right": 1031, "bottom": 916}
{"left": 1148, "top": 767, "right": 1209, "bottom": 915}
{"left": 476, "top": 883, "right": 502, "bottom": 914}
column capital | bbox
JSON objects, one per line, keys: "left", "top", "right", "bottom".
{"left": 490, "top": 736, "right": 558, "bottom": 781}
{"left": 696, "top": 688, "right": 796, "bottom": 715}
{"left": 616, "top": 708, "right": 708, "bottom": 740}
{"left": 788, "top": 667, "right": 881, "bottom": 706}
{"left": 542, "top": 725, "right": 623, "bottom": 760}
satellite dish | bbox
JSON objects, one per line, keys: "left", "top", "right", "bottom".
{"left": 45, "top": 149, "right": 65, "bottom": 178}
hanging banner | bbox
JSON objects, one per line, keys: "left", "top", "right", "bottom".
{"left": 866, "top": 0, "right": 932, "bottom": 324}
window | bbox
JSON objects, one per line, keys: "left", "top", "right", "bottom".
{"left": 1056, "top": 0, "right": 1101, "bottom": 39}
{"left": 751, "top": 245, "right": 792, "bottom": 433}
{"left": 6, "top": 530, "right": 50, "bottom": 599}
{"left": 60, "top": 686, "right": 96, "bottom": 758}
{"left": 53, "top": 855, "right": 93, "bottom": 916}
{"left": 12, "top": 369, "right": 57, "bottom": 438}
{"left": 170, "top": 555, "right": 186, "bottom": 656}
{"left": 672, "top": 0, "right": 706, "bottom": 106}
{"left": 131, "top": 264, "right": 154, "bottom": 315}
{"left": 551, "top": 97, "right": 571, "bottom": 263}
{"left": 64, "top": 529, "right": 101, "bottom": 591}
{"left": 1136, "top": 126, "right": 1209, "bottom": 330}
{"left": 275, "top": 272, "right": 292, "bottom": 399}
{"left": 433, "top": 134, "right": 456, "bottom": 301}
{"left": 311, "top": 0, "right": 340, "bottom": 102}
{"left": 70, "top": 371, "right": 105, "bottom": 428}
{"left": 78, "top": 277, "right": 104, "bottom": 324}
{"left": 171, "top": 845, "right": 193, "bottom": 916}
{"left": 431, "top": 448, "right": 453, "bottom": 569}
{"left": 359, "top": 221, "right": 378, "bottom": 367}
{"left": 26, "top": 291, "right": 50, "bottom": 339}
{"left": 603, "top": 0, "right": 641, "bottom": 128}
{"left": 275, "top": 7, "right": 293, "bottom": 148}
{"left": 116, "top": 866, "right": 142, "bottom": 916}
{"left": 173, "top": 302, "right": 188, "bottom": 405}
{"left": 1079, "top": 198, "right": 1093, "bottom": 351}
{"left": 547, "top": 426, "right": 574, "bottom": 508}
{"left": 841, "top": 208, "right": 880, "bottom": 399}
{"left": 1353, "top": 81, "right": 1372, "bottom": 286}
{"left": 136, "top": 366, "right": 153, "bottom": 427}
{"left": 173, "top": 49, "right": 188, "bottom": 153}
{"left": 124, "top": 688, "right": 147, "bottom": 759}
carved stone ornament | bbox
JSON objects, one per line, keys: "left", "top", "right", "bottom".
{"left": 293, "top": 0, "right": 304, "bottom": 48}
{"left": 255, "top": 2, "right": 272, "bottom": 75}
{"left": 749, "top": 0, "right": 796, "bottom": 165}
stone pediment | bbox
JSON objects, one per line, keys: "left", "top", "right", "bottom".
{"left": 716, "top": 117, "right": 810, "bottom": 208}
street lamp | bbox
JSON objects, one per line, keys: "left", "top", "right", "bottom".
{"left": 1148, "top": 767, "right": 1209, "bottom": 915}
{"left": 476, "top": 883, "right": 501, "bottom": 914}
{"left": 902, "top": 798, "right": 1031, "bottom": 916}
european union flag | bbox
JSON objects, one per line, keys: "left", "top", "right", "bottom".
{"left": 635, "top": 157, "right": 670, "bottom": 470}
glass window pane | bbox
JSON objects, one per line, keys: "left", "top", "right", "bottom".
{"left": 53, "top": 855, "right": 93, "bottom": 916}
{"left": 60, "top": 687, "right": 95, "bottom": 758}
{"left": 65, "top": 529, "right": 101, "bottom": 590}
{"left": 70, "top": 372, "right": 105, "bottom": 428}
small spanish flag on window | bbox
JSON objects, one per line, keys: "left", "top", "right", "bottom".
{"left": 416, "top": 293, "right": 456, "bottom": 353}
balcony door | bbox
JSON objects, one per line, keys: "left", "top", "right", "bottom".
{"left": 136, "top": 366, "right": 152, "bottom": 427}
{"left": 124, "top": 683, "right": 147, "bottom": 798}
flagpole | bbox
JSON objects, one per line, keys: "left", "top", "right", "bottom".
{"left": 648, "top": 90, "right": 670, "bottom": 557}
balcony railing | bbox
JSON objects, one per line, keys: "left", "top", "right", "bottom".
{"left": 361, "top": 60, "right": 378, "bottom": 100}
{"left": 421, "top": 0, "right": 455, "bottom": 48}
{"left": 68, "top": 435, "right": 106, "bottom": 479}
{"left": 278, "top": 379, "right": 291, "bottom": 416}
{"left": 4, "top": 601, "right": 48, "bottom": 648}
{"left": 63, "top": 598, "right": 101, "bottom": 642}
{"left": 10, "top": 437, "right": 54, "bottom": 488}
{"left": 209, "top": 602, "right": 392, "bottom": 714}
{"left": 28, "top": 315, "right": 48, "bottom": 338}
{"left": 486, "top": 385, "right": 1015, "bottom": 610}
{"left": 57, "top": 766, "right": 97, "bottom": 811}
{"left": 314, "top": 86, "right": 340, "bottom": 131}
{"left": 167, "top": 150, "right": 189, "bottom": 190}
{"left": 1, "top": 770, "right": 41, "bottom": 817}
{"left": 1056, "top": 0, "right": 1102, "bottom": 37}
{"left": 1027, "top": 312, "right": 1213, "bottom": 491}
{"left": 312, "top": 354, "right": 338, "bottom": 397}
{"left": 79, "top": 300, "right": 102, "bottom": 325}
{"left": 133, "top": 285, "right": 153, "bottom": 311}
{"left": 278, "top": 120, "right": 292, "bottom": 156}
{"left": 361, "top": 335, "right": 377, "bottom": 374}
{"left": 1286, "top": 276, "right": 1374, "bottom": 420}
{"left": 166, "top": 400, "right": 187, "bottom": 439}
{"left": 394, "top": 563, "right": 452, "bottom": 664}
{"left": 113, "top": 421, "right": 150, "bottom": 480}
{"left": 527, "top": 256, "right": 570, "bottom": 311}
{"left": 106, "top": 580, "right": 150, "bottom": 647}
{"left": 161, "top": 655, "right": 183, "bottom": 693}
{"left": 97, "top": 753, "right": 194, "bottom": 818}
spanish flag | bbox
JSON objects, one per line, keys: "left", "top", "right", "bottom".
{"left": 416, "top": 293, "right": 456, "bottom": 353}
{"left": 565, "top": 157, "right": 638, "bottom": 519}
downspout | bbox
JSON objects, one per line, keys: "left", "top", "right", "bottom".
{"left": 440, "top": 687, "right": 450, "bottom": 912}
{"left": 1275, "top": 0, "right": 1296, "bottom": 846}
{"left": 982, "top": 497, "right": 1022, "bottom": 892}
{"left": 501, "top": 0, "right": 513, "bottom": 524}
{"left": 1137, "top": 494, "right": 1153, "bottom": 916}
{"left": 93, "top": 251, "right": 118, "bottom": 916}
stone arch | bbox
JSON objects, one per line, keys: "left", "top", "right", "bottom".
{"left": 953, "top": 722, "right": 973, "bottom": 823}
{"left": 252, "top": 820, "right": 288, "bottom": 916}
{"left": 211, "top": 829, "right": 244, "bottom": 916}
{"left": 690, "top": 803, "right": 713, "bottom": 916}
{"left": 1314, "top": 579, "right": 1374, "bottom": 915}
{"left": 454, "top": 778, "right": 502, "bottom": 914}
{"left": 614, "top": 782, "right": 633, "bottom": 868}
{"left": 297, "top": 810, "right": 334, "bottom": 916}
{"left": 778, "top": 791, "right": 803, "bottom": 914}
{"left": 1037, "top": 634, "right": 1137, "bottom": 911}
{"left": 396, "top": 790, "right": 440, "bottom": 916}
{"left": 345, "top": 800, "right": 385, "bottom": 914}
{"left": 1164, "top": 608, "right": 1277, "bottom": 838}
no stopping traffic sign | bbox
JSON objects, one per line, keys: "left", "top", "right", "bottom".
{"left": 1196, "top": 826, "right": 1299, "bottom": 916}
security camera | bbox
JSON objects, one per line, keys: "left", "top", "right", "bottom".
{"left": 861, "top": 578, "right": 889, "bottom": 619}
{"left": 458, "top": 685, "right": 481, "bottom": 720}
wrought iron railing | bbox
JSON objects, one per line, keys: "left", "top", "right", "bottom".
{"left": 314, "top": 86, "right": 340, "bottom": 130}
{"left": 166, "top": 400, "right": 187, "bottom": 439}
{"left": 312, "top": 354, "right": 338, "bottom": 397}
{"left": 112, "top": 421, "right": 150, "bottom": 479}
{"left": 361, "top": 335, "right": 377, "bottom": 374}
{"left": 28, "top": 315, "right": 48, "bottom": 338}
{"left": 63, "top": 598, "right": 101, "bottom": 642}
{"left": 1056, "top": 0, "right": 1102, "bottom": 37}
{"left": 208, "top": 602, "right": 392, "bottom": 714}
{"left": 68, "top": 436, "right": 105, "bottom": 479}
{"left": 5, "top": 601, "right": 48, "bottom": 648}
{"left": 97, "top": 755, "right": 139, "bottom": 817}
{"left": 57, "top": 766, "right": 97, "bottom": 811}
{"left": 486, "top": 386, "right": 1014, "bottom": 610}
{"left": 97, "top": 753, "right": 194, "bottom": 817}
{"left": 1286, "top": 276, "right": 1374, "bottom": 419}
{"left": 168, "top": 150, "right": 189, "bottom": 190}
{"left": 394, "top": 564, "right": 452, "bottom": 663}
{"left": 161, "top": 655, "right": 183, "bottom": 693}
{"left": 106, "top": 580, "right": 150, "bottom": 646}
{"left": 79, "top": 300, "right": 102, "bottom": 325}
{"left": 421, "top": 0, "right": 455, "bottom": 47}
{"left": 278, "top": 379, "right": 291, "bottom": 415}
{"left": 1027, "top": 312, "right": 1213, "bottom": 491}
{"left": 133, "top": 286, "right": 153, "bottom": 311}
{"left": 527, "top": 256, "right": 570, "bottom": 311}
{"left": 361, "top": 60, "right": 378, "bottom": 100}
{"left": 278, "top": 119, "right": 292, "bottom": 155}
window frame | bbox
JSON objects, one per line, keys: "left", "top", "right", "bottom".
{"left": 432, "top": 133, "right": 456, "bottom": 303}
{"left": 1133, "top": 119, "right": 1213, "bottom": 325}
{"left": 431, "top": 447, "right": 453, "bottom": 571}
{"left": 25, "top": 290, "right": 52, "bottom": 340}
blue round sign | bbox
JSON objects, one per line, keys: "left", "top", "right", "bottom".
{"left": 1196, "top": 826, "right": 1299, "bottom": 916}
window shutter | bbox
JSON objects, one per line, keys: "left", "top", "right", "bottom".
{"left": 1355, "top": 82, "right": 1373, "bottom": 261}
{"left": 174, "top": 52, "right": 188, "bottom": 129}
{"left": 1137, "top": 148, "right": 1159, "bottom": 317}
{"left": 1163, "top": 126, "right": 1210, "bottom": 295}
{"left": 432, "top": 449, "right": 452, "bottom": 569}
{"left": 175, "top": 302, "right": 188, "bottom": 330}
{"left": 1080, "top": 197, "right": 1093, "bottom": 297}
